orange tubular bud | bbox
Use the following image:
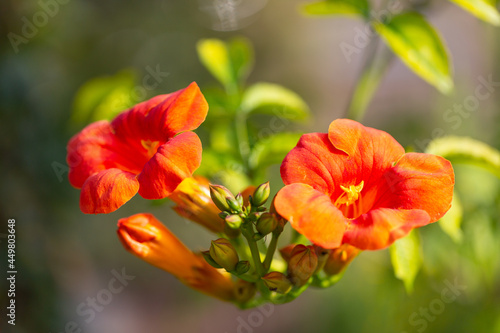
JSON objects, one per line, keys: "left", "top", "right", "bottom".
{"left": 323, "top": 244, "right": 360, "bottom": 276}
{"left": 288, "top": 244, "right": 318, "bottom": 286}
{"left": 117, "top": 213, "right": 235, "bottom": 302}
{"left": 170, "top": 176, "right": 225, "bottom": 233}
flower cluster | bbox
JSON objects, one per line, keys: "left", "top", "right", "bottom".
{"left": 67, "top": 84, "right": 455, "bottom": 306}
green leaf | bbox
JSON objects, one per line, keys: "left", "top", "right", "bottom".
{"left": 302, "top": 0, "right": 370, "bottom": 19}
{"left": 389, "top": 230, "right": 422, "bottom": 294}
{"left": 197, "top": 39, "right": 233, "bottom": 89}
{"left": 249, "top": 132, "right": 302, "bottom": 170}
{"left": 425, "top": 136, "right": 500, "bottom": 179}
{"left": 240, "top": 82, "right": 310, "bottom": 121}
{"left": 373, "top": 12, "right": 453, "bottom": 94}
{"left": 228, "top": 37, "right": 254, "bottom": 84}
{"left": 438, "top": 192, "right": 464, "bottom": 243}
{"left": 70, "top": 69, "right": 137, "bottom": 125}
{"left": 449, "top": 0, "right": 500, "bottom": 26}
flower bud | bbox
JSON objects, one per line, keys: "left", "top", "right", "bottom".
{"left": 279, "top": 244, "right": 295, "bottom": 263}
{"left": 323, "top": 244, "right": 360, "bottom": 276}
{"left": 235, "top": 261, "right": 251, "bottom": 275}
{"left": 210, "top": 238, "right": 239, "bottom": 271}
{"left": 313, "top": 246, "right": 331, "bottom": 273}
{"left": 262, "top": 271, "right": 292, "bottom": 294}
{"left": 225, "top": 214, "right": 243, "bottom": 229}
{"left": 170, "top": 176, "right": 225, "bottom": 233}
{"left": 256, "top": 213, "right": 278, "bottom": 236}
{"left": 209, "top": 184, "right": 234, "bottom": 212}
{"left": 234, "top": 279, "right": 257, "bottom": 303}
{"left": 117, "top": 213, "right": 235, "bottom": 301}
{"left": 202, "top": 250, "right": 222, "bottom": 269}
{"left": 252, "top": 181, "right": 270, "bottom": 207}
{"left": 288, "top": 244, "right": 318, "bottom": 286}
{"left": 226, "top": 196, "right": 242, "bottom": 212}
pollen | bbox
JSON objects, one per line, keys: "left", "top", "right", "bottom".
{"left": 335, "top": 181, "right": 364, "bottom": 207}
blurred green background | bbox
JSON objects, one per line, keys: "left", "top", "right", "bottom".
{"left": 1, "top": 0, "right": 499, "bottom": 332}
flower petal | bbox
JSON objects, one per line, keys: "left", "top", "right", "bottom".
{"left": 80, "top": 168, "right": 139, "bottom": 214}
{"left": 375, "top": 152, "right": 455, "bottom": 221}
{"left": 343, "top": 208, "right": 430, "bottom": 250}
{"left": 275, "top": 183, "right": 346, "bottom": 249}
{"left": 67, "top": 121, "right": 148, "bottom": 188}
{"left": 138, "top": 132, "right": 202, "bottom": 199}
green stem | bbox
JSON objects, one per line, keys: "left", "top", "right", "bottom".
{"left": 235, "top": 112, "right": 250, "bottom": 170}
{"left": 263, "top": 232, "right": 280, "bottom": 271}
{"left": 242, "top": 225, "right": 265, "bottom": 277}
{"left": 345, "top": 36, "right": 394, "bottom": 122}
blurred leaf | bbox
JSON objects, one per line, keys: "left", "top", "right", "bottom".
{"left": 438, "top": 192, "right": 464, "bottom": 243}
{"left": 425, "top": 136, "right": 500, "bottom": 179}
{"left": 389, "top": 230, "right": 422, "bottom": 294}
{"left": 373, "top": 12, "right": 453, "bottom": 94}
{"left": 197, "top": 39, "right": 233, "bottom": 89}
{"left": 196, "top": 150, "right": 250, "bottom": 193}
{"left": 70, "top": 69, "right": 137, "bottom": 126}
{"left": 302, "top": 0, "right": 370, "bottom": 19}
{"left": 228, "top": 37, "right": 254, "bottom": 84}
{"left": 449, "top": 0, "right": 500, "bottom": 26}
{"left": 249, "top": 132, "right": 302, "bottom": 170}
{"left": 240, "top": 82, "right": 310, "bottom": 121}
{"left": 210, "top": 119, "right": 238, "bottom": 154}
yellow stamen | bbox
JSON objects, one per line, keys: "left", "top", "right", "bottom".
{"left": 335, "top": 181, "right": 364, "bottom": 206}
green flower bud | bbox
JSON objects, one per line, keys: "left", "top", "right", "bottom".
{"left": 201, "top": 250, "right": 222, "bottom": 269}
{"left": 262, "top": 271, "right": 292, "bottom": 294}
{"left": 226, "top": 196, "right": 242, "bottom": 212}
{"left": 256, "top": 212, "right": 278, "bottom": 236}
{"left": 251, "top": 181, "right": 270, "bottom": 207}
{"left": 235, "top": 261, "right": 251, "bottom": 275}
{"left": 209, "top": 238, "right": 239, "bottom": 271}
{"left": 209, "top": 185, "right": 234, "bottom": 212}
{"left": 288, "top": 244, "right": 318, "bottom": 286}
{"left": 225, "top": 214, "right": 243, "bottom": 229}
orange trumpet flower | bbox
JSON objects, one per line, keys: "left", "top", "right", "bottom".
{"left": 67, "top": 82, "right": 208, "bottom": 214}
{"left": 275, "top": 119, "right": 454, "bottom": 250}
{"left": 117, "top": 213, "right": 235, "bottom": 301}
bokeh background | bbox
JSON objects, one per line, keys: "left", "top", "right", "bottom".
{"left": 1, "top": 0, "right": 500, "bottom": 332}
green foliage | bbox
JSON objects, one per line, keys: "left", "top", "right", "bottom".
{"left": 373, "top": 12, "right": 453, "bottom": 94}
{"left": 438, "top": 192, "right": 464, "bottom": 243}
{"left": 240, "top": 82, "right": 310, "bottom": 120}
{"left": 249, "top": 132, "right": 302, "bottom": 171}
{"left": 425, "top": 136, "right": 500, "bottom": 179}
{"left": 302, "top": 0, "right": 370, "bottom": 19}
{"left": 70, "top": 69, "right": 137, "bottom": 126}
{"left": 389, "top": 230, "right": 422, "bottom": 294}
{"left": 197, "top": 37, "right": 254, "bottom": 92}
{"left": 449, "top": 0, "right": 500, "bottom": 26}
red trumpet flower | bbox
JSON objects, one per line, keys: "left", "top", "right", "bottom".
{"left": 275, "top": 119, "right": 454, "bottom": 250}
{"left": 67, "top": 82, "right": 208, "bottom": 214}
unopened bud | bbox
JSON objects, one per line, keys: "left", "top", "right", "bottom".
{"left": 235, "top": 261, "right": 251, "bottom": 275}
{"left": 209, "top": 238, "right": 239, "bottom": 271}
{"left": 235, "top": 193, "right": 244, "bottom": 207}
{"left": 288, "top": 244, "right": 318, "bottom": 286}
{"left": 262, "top": 271, "right": 292, "bottom": 294}
{"left": 251, "top": 182, "right": 270, "bottom": 207}
{"left": 226, "top": 196, "right": 242, "bottom": 212}
{"left": 323, "top": 244, "right": 360, "bottom": 276}
{"left": 313, "top": 246, "right": 331, "bottom": 273}
{"left": 225, "top": 214, "right": 243, "bottom": 229}
{"left": 202, "top": 250, "right": 222, "bottom": 269}
{"left": 279, "top": 244, "right": 295, "bottom": 263}
{"left": 256, "top": 213, "right": 278, "bottom": 236}
{"left": 210, "top": 185, "right": 234, "bottom": 212}
{"left": 234, "top": 279, "right": 257, "bottom": 303}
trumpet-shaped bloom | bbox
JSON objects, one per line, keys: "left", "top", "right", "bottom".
{"left": 117, "top": 213, "right": 235, "bottom": 301}
{"left": 67, "top": 82, "right": 208, "bottom": 214}
{"left": 274, "top": 119, "right": 454, "bottom": 250}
